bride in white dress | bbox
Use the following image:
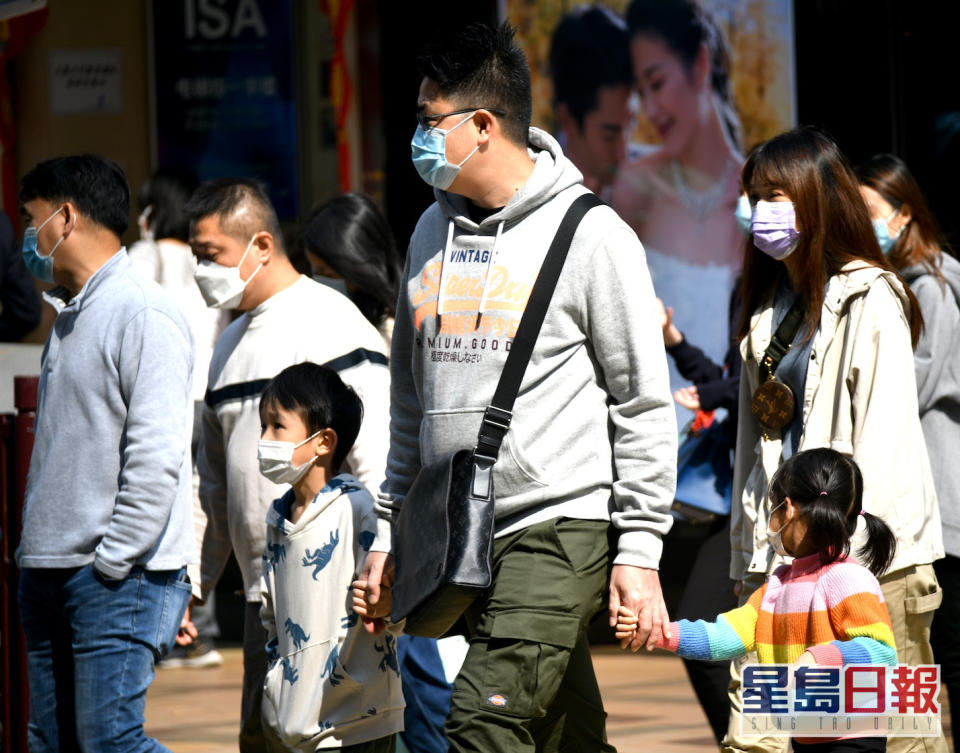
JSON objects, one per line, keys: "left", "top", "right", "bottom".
{"left": 613, "top": 0, "right": 743, "bottom": 427}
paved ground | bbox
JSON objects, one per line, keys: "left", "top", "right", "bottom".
{"left": 145, "top": 644, "right": 954, "bottom": 752}
{"left": 145, "top": 644, "right": 718, "bottom": 752}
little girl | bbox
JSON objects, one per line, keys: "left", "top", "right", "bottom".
{"left": 617, "top": 448, "right": 898, "bottom": 752}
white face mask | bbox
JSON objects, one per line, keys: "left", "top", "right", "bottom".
{"left": 194, "top": 234, "right": 262, "bottom": 309}
{"left": 258, "top": 430, "right": 322, "bottom": 485}
{"left": 766, "top": 501, "right": 792, "bottom": 557}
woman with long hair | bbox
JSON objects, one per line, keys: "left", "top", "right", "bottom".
{"left": 614, "top": 0, "right": 743, "bottom": 428}
{"left": 730, "top": 127, "right": 945, "bottom": 753}
{"left": 301, "top": 193, "right": 403, "bottom": 352}
{"left": 857, "top": 154, "right": 960, "bottom": 753}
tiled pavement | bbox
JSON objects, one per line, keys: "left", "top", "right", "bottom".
{"left": 145, "top": 645, "right": 953, "bottom": 752}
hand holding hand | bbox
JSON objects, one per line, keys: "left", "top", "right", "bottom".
{"left": 608, "top": 565, "right": 671, "bottom": 652}
{"left": 355, "top": 551, "right": 394, "bottom": 635}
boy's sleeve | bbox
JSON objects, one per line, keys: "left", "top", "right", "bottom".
{"left": 807, "top": 565, "right": 897, "bottom": 667}
{"left": 260, "top": 554, "right": 279, "bottom": 666}
{"left": 657, "top": 585, "right": 764, "bottom": 660}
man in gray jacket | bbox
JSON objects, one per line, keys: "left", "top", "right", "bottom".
{"left": 16, "top": 154, "right": 195, "bottom": 752}
{"left": 361, "top": 22, "right": 677, "bottom": 752}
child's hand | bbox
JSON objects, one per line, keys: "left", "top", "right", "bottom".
{"left": 351, "top": 579, "right": 392, "bottom": 635}
{"left": 794, "top": 650, "right": 816, "bottom": 667}
{"left": 614, "top": 605, "right": 639, "bottom": 647}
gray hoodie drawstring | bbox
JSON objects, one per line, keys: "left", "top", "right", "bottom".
{"left": 475, "top": 220, "right": 505, "bottom": 328}
{"left": 435, "top": 219, "right": 456, "bottom": 325}
{"left": 436, "top": 218, "right": 505, "bottom": 330}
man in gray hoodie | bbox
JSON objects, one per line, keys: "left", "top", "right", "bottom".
{"left": 16, "top": 154, "right": 195, "bottom": 752}
{"left": 362, "top": 22, "right": 677, "bottom": 752}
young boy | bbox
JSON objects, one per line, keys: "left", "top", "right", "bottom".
{"left": 257, "top": 362, "right": 403, "bottom": 752}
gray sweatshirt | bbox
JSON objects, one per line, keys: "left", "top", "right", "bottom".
{"left": 374, "top": 128, "right": 677, "bottom": 569}
{"left": 902, "top": 252, "right": 960, "bottom": 557}
{"left": 16, "top": 250, "right": 195, "bottom": 578}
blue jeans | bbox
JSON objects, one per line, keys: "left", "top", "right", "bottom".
{"left": 18, "top": 564, "right": 191, "bottom": 753}
{"left": 397, "top": 636, "right": 452, "bottom": 753}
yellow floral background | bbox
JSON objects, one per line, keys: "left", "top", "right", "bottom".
{"left": 505, "top": 0, "right": 795, "bottom": 152}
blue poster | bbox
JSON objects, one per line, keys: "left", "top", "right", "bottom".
{"left": 151, "top": 0, "right": 299, "bottom": 218}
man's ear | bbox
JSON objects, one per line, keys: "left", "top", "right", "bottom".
{"left": 60, "top": 201, "right": 81, "bottom": 236}
{"left": 474, "top": 108, "right": 501, "bottom": 146}
{"left": 252, "top": 231, "right": 277, "bottom": 264}
{"left": 314, "top": 428, "right": 338, "bottom": 460}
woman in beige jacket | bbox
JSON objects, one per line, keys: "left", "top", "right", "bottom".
{"left": 723, "top": 127, "right": 945, "bottom": 753}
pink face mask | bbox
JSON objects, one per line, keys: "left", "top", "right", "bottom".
{"left": 752, "top": 200, "right": 800, "bottom": 260}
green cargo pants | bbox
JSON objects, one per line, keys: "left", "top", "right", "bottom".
{"left": 444, "top": 517, "right": 618, "bottom": 753}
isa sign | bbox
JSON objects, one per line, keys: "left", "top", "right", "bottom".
{"left": 151, "top": 0, "right": 299, "bottom": 218}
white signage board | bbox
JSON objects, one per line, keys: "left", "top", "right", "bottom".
{"left": 49, "top": 48, "right": 123, "bottom": 114}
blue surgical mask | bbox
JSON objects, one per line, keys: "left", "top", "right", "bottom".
{"left": 410, "top": 112, "right": 479, "bottom": 190}
{"left": 734, "top": 194, "right": 752, "bottom": 237}
{"left": 872, "top": 208, "right": 902, "bottom": 255}
{"left": 22, "top": 206, "right": 66, "bottom": 283}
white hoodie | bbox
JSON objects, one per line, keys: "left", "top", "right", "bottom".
{"left": 260, "top": 476, "right": 404, "bottom": 750}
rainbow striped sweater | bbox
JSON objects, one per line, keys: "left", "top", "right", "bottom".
{"left": 657, "top": 553, "right": 897, "bottom": 666}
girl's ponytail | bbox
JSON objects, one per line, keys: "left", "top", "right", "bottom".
{"left": 768, "top": 448, "right": 896, "bottom": 576}
{"left": 858, "top": 511, "right": 897, "bottom": 578}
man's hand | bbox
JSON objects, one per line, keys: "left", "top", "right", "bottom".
{"left": 356, "top": 551, "right": 394, "bottom": 635}
{"left": 608, "top": 565, "right": 670, "bottom": 652}
{"left": 176, "top": 598, "right": 199, "bottom": 646}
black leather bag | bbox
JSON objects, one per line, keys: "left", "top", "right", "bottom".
{"left": 391, "top": 193, "right": 602, "bottom": 638}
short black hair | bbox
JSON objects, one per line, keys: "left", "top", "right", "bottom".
{"left": 417, "top": 22, "right": 532, "bottom": 146}
{"left": 184, "top": 178, "right": 283, "bottom": 251}
{"left": 301, "top": 193, "right": 402, "bottom": 326}
{"left": 259, "top": 362, "right": 363, "bottom": 472}
{"left": 19, "top": 154, "right": 130, "bottom": 237}
{"left": 138, "top": 168, "right": 198, "bottom": 243}
{"left": 550, "top": 5, "right": 632, "bottom": 127}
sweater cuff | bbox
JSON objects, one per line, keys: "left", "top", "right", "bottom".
{"left": 93, "top": 552, "right": 131, "bottom": 581}
{"left": 806, "top": 643, "right": 844, "bottom": 666}
{"left": 695, "top": 380, "right": 724, "bottom": 412}
{"left": 657, "top": 624, "right": 680, "bottom": 652}
{"left": 613, "top": 530, "right": 662, "bottom": 570}
{"left": 370, "top": 516, "right": 393, "bottom": 554}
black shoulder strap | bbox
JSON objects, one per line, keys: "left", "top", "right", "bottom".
{"left": 759, "top": 299, "right": 804, "bottom": 382}
{"left": 474, "top": 192, "right": 603, "bottom": 462}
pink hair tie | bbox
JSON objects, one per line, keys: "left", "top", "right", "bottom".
{"left": 859, "top": 509, "right": 866, "bottom": 516}
{"left": 819, "top": 491, "right": 828, "bottom": 496}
